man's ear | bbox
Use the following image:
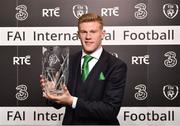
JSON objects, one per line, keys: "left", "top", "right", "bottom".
{"left": 101, "top": 30, "right": 106, "bottom": 39}
{"left": 77, "top": 31, "right": 80, "bottom": 38}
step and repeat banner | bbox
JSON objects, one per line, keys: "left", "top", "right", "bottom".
{"left": 0, "top": 0, "right": 180, "bottom": 125}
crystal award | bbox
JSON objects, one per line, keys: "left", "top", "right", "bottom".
{"left": 42, "top": 46, "right": 69, "bottom": 95}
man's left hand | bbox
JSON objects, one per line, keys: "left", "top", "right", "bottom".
{"left": 44, "top": 85, "right": 74, "bottom": 106}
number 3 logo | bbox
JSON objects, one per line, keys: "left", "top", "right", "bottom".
{"left": 15, "top": 5, "right": 28, "bottom": 21}
{"left": 134, "top": 84, "right": 148, "bottom": 100}
{"left": 16, "top": 85, "right": 29, "bottom": 101}
{"left": 134, "top": 3, "right": 147, "bottom": 19}
{"left": 164, "top": 51, "right": 177, "bottom": 67}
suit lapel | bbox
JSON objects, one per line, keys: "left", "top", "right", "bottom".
{"left": 85, "top": 50, "right": 109, "bottom": 97}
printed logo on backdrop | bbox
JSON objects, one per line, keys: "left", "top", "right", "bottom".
{"left": 134, "top": 3, "right": 147, "bottom": 19}
{"left": 110, "top": 52, "right": 119, "bottom": 58}
{"left": 132, "top": 55, "right": 149, "bottom": 65}
{"left": 163, "top": 85, "right": 179, "bottom": 100}
{"left": 16, "top": 85, "right": 29, "bottom": 101}
{"left": 163, "top": 3, "right": 179, "bottom": 19}
{"left": 73, "top": 4, "right": 88, "bottom": 19}
{"left": 13, "top": 55, "right": 31, "bottom": 65}
{"left": 164, "top": 51, "right": 177, "bottom": 67}
{"left": 101, "top": 7, "right": 119, "bottom": 16}
{"left": 42, "top": 7, "right": 60, "bottom": 17}
{"left": 134, "top": 84, "right": 148, "bottom": 100}
{"left": 15, "top": 5, "right": 28, "bottom": 21}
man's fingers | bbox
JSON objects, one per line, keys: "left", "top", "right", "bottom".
{"left": 42, "top": 92, "right": 47, "bottom": 97}
{"left": 40, "top": 79, "right": 46, "bottom": 89}
{"left": 40, "top": 79, "right": 45, "bottom": 84}
{"left": 63, "top": 84, "right": 68, "bottom": 92}
{"left": 46, "top": 93, "right": 60, "bottom": 101}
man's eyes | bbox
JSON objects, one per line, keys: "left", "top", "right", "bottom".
{"left": 80, "top": 30, "right": 97, "bottom": 33}
{"left": 90, "top": 31, "right": 97, "bottom": 33}
{"left": 80, "top": 31, "right": 87, "bottom": 33}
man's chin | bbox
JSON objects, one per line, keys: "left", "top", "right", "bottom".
{"left": 84, "top": 49, "right": 94, "bottom": 54}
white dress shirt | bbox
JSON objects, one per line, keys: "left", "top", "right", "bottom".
{"left": 81, "top": 46, "right": 103, "bottom": 72}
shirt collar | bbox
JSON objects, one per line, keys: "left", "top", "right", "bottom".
{"left": 82, "top": 46, "right": 103, "bottom": 60}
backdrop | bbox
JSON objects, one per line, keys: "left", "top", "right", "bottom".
{"left": 0, "top": 0, "right": 180, "bottom": 125}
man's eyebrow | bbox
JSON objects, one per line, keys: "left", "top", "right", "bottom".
{"left": 79, "top": 30, "right": 87, "bottom": 32}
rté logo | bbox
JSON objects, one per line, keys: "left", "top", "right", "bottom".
{"left": 101, "top": 7, "right": 119, "bottom": 16}
{"left": 42, "top": 7, "right": 60, "bottom": 17}
{"left": 13, "top": 55, "right": 31, "bottom": 65}
{"left": 132, "top": 55, "right": 149, "bottom": 65}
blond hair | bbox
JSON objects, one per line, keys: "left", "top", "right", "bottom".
{"left": 78, "top": 13, "right": 104, "bottom": 29}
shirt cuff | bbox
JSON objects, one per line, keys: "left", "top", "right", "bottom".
{"left": 72, "top": 97, "right": 78, "bottom": 109}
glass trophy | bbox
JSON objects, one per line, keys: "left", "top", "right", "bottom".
{"left": 42, "top": 46, "right": 69, "bottom": 95}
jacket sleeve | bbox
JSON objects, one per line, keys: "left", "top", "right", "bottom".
{"left": 46, "top": 99, "right": 64, "bottom": 109}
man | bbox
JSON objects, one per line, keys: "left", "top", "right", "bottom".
{"left": 41, "top": 13, "right": 127, "bottom": 125}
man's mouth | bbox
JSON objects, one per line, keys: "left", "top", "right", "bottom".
{"left": 85, "top": 41, "right": 93, "bottom": 44}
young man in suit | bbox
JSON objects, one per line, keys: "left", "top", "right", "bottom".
{"left": 41, "top": 13, "right": 127, "bottom": 125}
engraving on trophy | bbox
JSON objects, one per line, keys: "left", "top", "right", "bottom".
{"left": 42, "top": 46, "right": 69, "bottom": 95}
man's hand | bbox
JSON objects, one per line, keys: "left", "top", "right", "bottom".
{"left": 40, "top": 75, "right": 48, "bottom": 96}
{"left": 44, "top": 85, "right": 74, "bottom": 106}
{"left": 40, "top": 75, "right": 73, "bottom": 106}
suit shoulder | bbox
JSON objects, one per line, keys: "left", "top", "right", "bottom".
{"left": 69, "top": 51, "right": 81, "bottom": 61}
{"left": 104, "top": 50, "right": 127, "bottom": 67}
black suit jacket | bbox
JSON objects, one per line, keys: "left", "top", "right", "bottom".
{"left": 61, "top": 49, "right": 127, "bottom": 125}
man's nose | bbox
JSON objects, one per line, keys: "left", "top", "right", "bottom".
{"left": 85, "top": 33, "right": 91, "bottom": 39}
